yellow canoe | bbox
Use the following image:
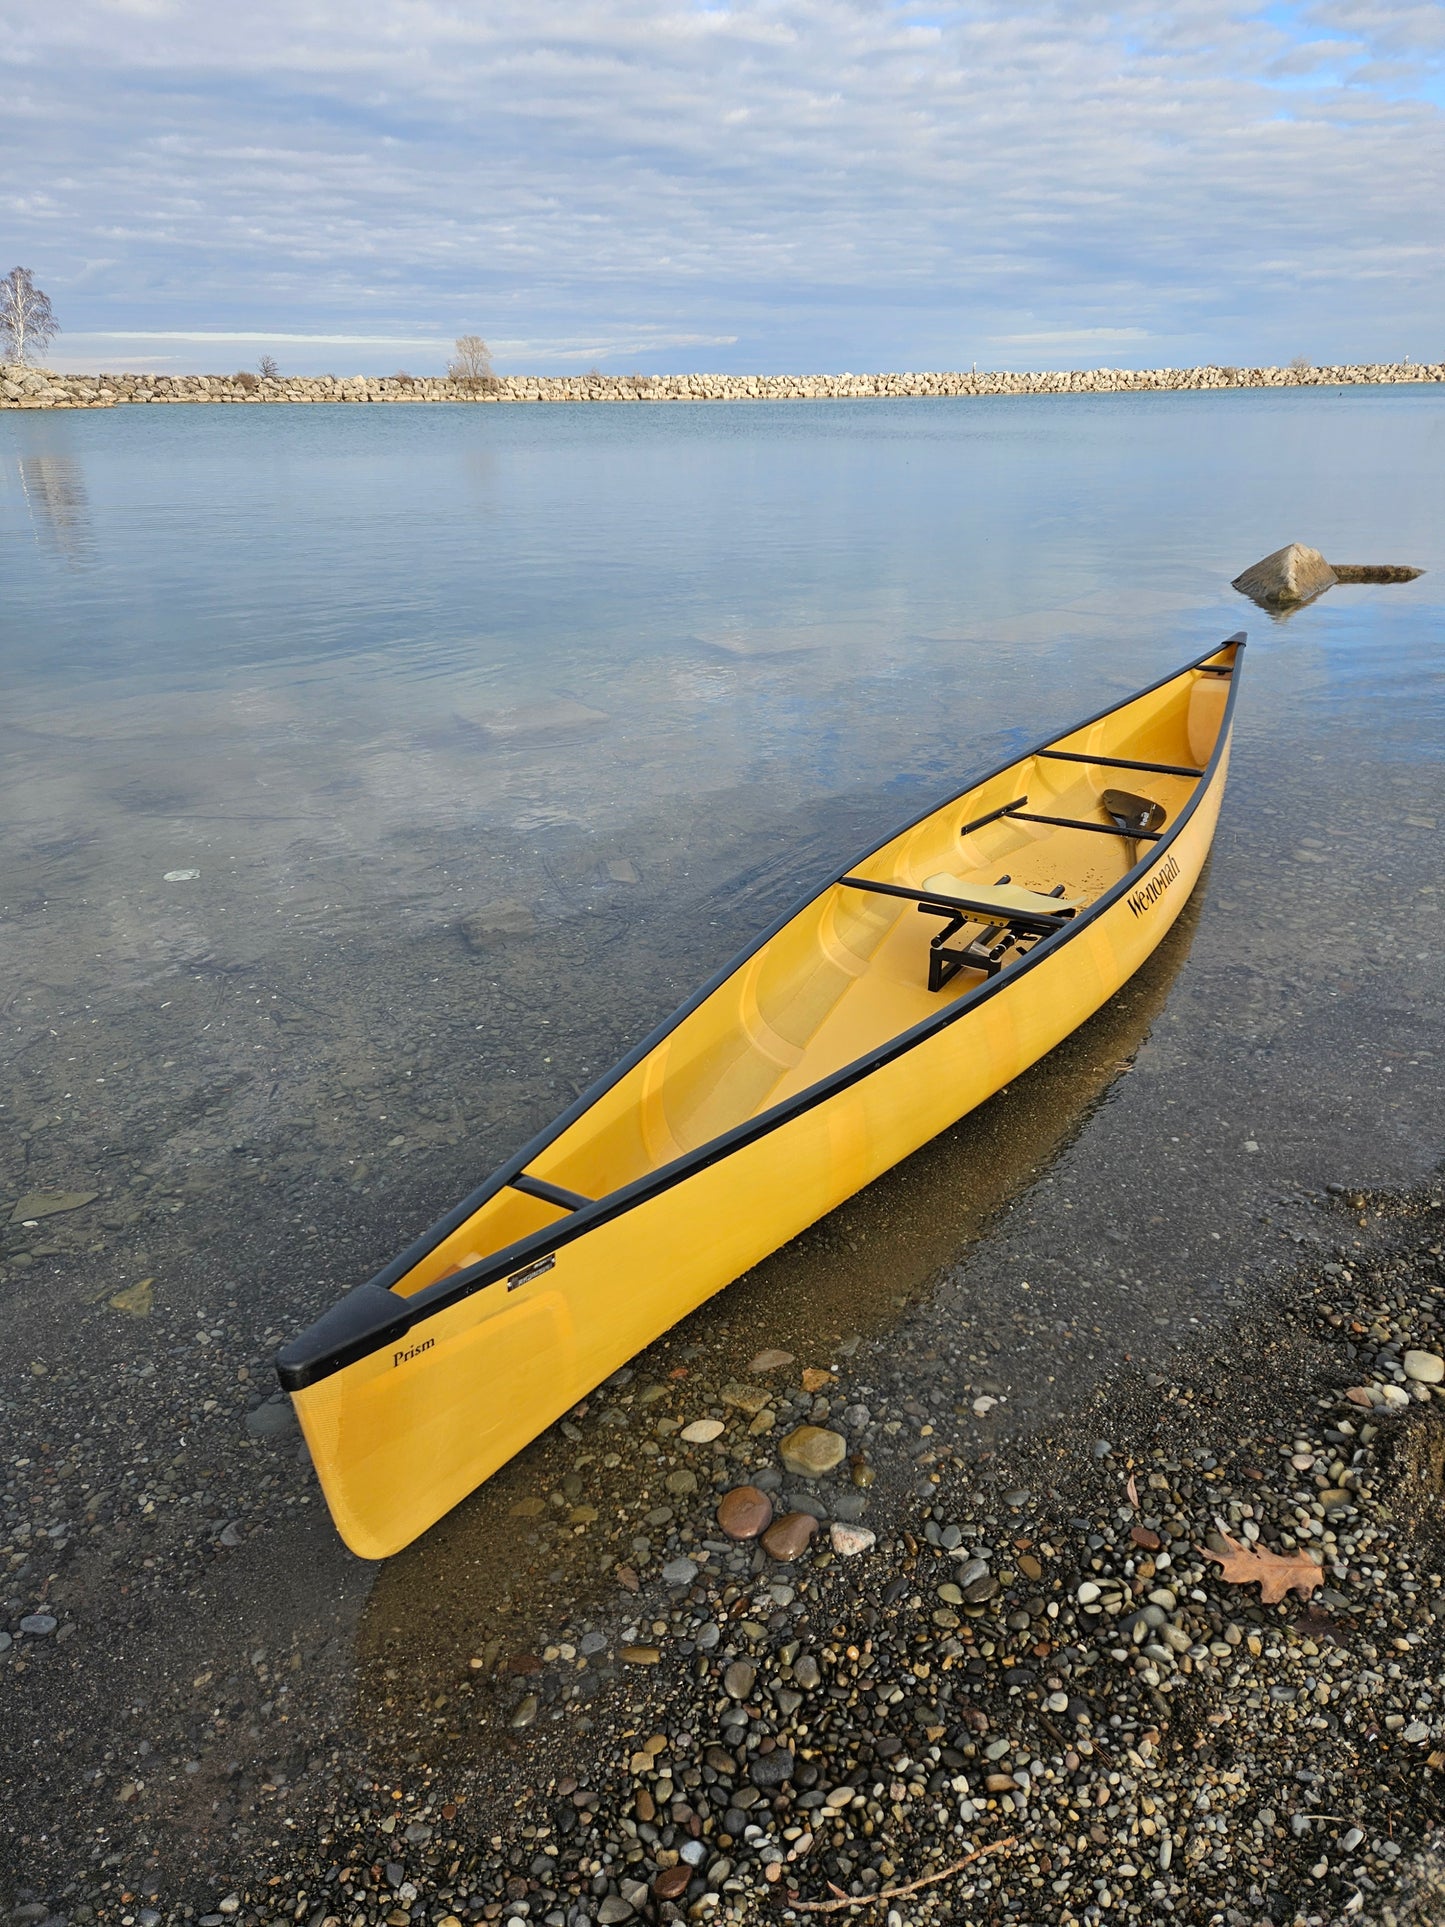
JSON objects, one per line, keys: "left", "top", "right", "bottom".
{"left": 278, "top": 634, "right": 1244, "bottom": 1557}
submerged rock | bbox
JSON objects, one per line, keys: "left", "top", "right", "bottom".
{"left": 1231, "top": 543, "right": 1337, "bottom": 608}
{"left": 748, "top": 1348, "right": 795, "bottom": 1373}
{"left": 459, "top": 900, "right": 535, "bottom": 949}
{"left": 779, "top": 1425, "right": 847, "bottom": 1476}
{"left": 10, "top": 1189, "right": 97, "bottom": 1224}
{"left": 1331, "top": 563, "right": 1424, "bottom": 583}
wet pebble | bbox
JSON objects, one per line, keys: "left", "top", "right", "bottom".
{"left": 716, "top": 1484, "right": 773, "bottom": 1540}
{"left": 679, "top": 1418, "right": 725, "bottom": 1443}
{"left": 749, "top": 1747, "right": 795, "bottom": 1788}
{"left": 761, "top": 1510, "right": 818, "bottom": 1561}
{"left": 829, "top": 1522, "right": 875, "bottom": 1556}
{"left": 723, "top": 1660, "right": 756, "bottom": 1700}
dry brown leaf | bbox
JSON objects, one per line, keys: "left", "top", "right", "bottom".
{"left": 1200, "top": 1532, "right": 1324, "bottom": 1605}
{"left": 1125, "top": 1472, "right": 1139, "bottom": 1507}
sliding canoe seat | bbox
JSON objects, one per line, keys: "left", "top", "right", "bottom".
{"left": 917, "top": 873, "right": 1081, "bottom": 992}
{"left": 922, "top": 877, "right": 1082, "bottom": 919}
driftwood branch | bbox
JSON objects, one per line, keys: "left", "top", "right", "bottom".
{"left": 785, "top": 1835, "right": 1017, "bottom": 1913}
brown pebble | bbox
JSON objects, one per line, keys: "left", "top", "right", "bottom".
{"left": 1017, "top": 1553, "right": 1043, "bottom": 1580}
{"left": 620, "top": 1644, "right": 661, "bottom": 1665}
{"left": 749, "top": 1348, "right": 794, "bottom": 1373}
{"left": 635, "top": 1787, "right": 655, "bottom": 1823}
{"left": 762, "top": 1510, "right": 819, "bottom": 1561}
{"left": 1130, "top": 1525, "right": 1162, "bottom": 1549}
{"left": 654, "top": 1865, "right": 692, "bottom": 1900}
{"left": 724, "top": 1659, "right": 757, "bottom": 1700}
{"left": 717, "top": 1484, "right": 774, "bottom": 1541}
{"left": 801, "top": 1366, "right": 833, "bottom": 1392}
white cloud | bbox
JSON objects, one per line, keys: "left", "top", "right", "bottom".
{"left": 4, "top": 0, "right": 1442, "bottom": 372}
{"left": 990, "top": 329, "right": 1153, "bottom": 345}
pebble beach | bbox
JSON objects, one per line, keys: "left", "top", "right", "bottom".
{"left": 7, "top": 1181, "right": 1442, "bottom": 1927}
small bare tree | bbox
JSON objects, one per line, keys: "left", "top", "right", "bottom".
{"left": 1, "top": 267, "right": 60, "bottom": 364}
{"left": 258, "top": 353, "right": 279, "bottom": 379}
{"left": 448, "top": 335, "right": 495, "bottom": 387}
{"left": 1289, "top": 354, "right": 1313, "bottom": 373}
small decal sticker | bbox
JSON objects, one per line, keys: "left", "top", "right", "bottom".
{"left": 393, "top": 1336, "right": 436, "bottom": 1368}
{"left": 508, "top": 1253, "right": 557, "bottom": 1292}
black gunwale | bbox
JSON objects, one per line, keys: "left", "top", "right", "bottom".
{"left": 277, "top": 635, "right": 1244, "bottom": 1391}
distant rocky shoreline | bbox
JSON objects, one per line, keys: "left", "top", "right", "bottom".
{"left": 4, "top": 359, "right": 1443, "bottom": 409}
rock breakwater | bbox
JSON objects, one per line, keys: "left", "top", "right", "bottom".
{"left": 4, "top": 360, "right": 1443, "bottom": 409}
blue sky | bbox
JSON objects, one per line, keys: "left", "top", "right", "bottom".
{"left": 4, "top": 0, "right": 1442, "bottom": 374}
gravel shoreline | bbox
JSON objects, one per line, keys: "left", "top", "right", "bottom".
{"left": 9, "top": 1176, "right": 1440, "bottom": 1927}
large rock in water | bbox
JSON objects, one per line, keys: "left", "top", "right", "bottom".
{"left": 458, "top": 899, "right": 534, "bottom": 949}
{"left": 1232, "top": 543, "right": 1337, "bottom": 608}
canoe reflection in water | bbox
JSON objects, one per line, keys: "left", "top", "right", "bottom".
{"left": 354, "top": 867, "right": 1209, "bottom": 1740}
{"left": 282, "top": 634, "right": 1243, "bottom": 1565}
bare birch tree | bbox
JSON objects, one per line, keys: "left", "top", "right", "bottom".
{"left": 448, "top": 335, "right": 495, "bottom": 387}
{"left": 1, "top": 268, "right": 60, "bottom": 363}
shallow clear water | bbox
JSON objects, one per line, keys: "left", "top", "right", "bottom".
{"left": 5, "top": 389, "right": 1441, "bottom": 989}
{"left": 2, "top": 390, "right": 1443, "bottom": 1892}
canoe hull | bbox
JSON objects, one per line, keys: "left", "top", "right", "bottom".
{"left": 290, "top": 721, "right": 1230, "bottom": 1558}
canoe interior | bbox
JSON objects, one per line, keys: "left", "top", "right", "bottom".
{"left": 391, "top": 655, "right": 1232, "bottom": 1300}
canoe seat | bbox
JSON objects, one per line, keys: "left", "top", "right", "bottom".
{"left": 917, "top": 873, "right": 1080, "bottom": 992}
{"left": 921, "top": 875, "right": 1082, "bottom": 917}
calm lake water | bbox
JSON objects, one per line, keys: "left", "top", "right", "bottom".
{"left": 2, "top": 389, "right": 1443, "bottom": 1898}
{"left": 5, "top": 390, "right": 1442, "bottom": 954}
